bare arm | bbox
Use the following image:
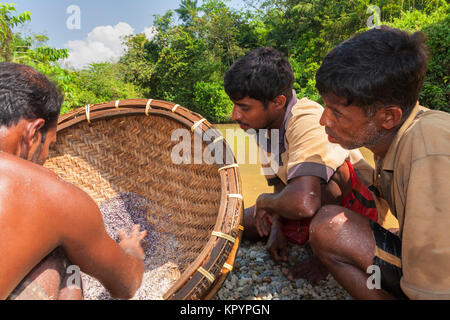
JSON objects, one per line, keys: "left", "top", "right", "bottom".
{"left": 0, "top": 155, "right": 145, "bottom": 300}
{"left": 56, "top": 185, "right": 146, "bottom": 299}
{"left": 254, "top": 176, "right": 322, "bottom": 237}
{"left": 257, "top": 175, "right": 322, "bottom": 220}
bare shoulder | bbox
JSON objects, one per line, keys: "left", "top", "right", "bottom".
{"left": 0, "top": 152, "right": 98, "bottom": 222}
{"left": 0, "top": 153, "right": 105, "bottom": 298}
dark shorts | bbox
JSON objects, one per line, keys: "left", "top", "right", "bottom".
{"left": 370, "top": 220, "right": 409, "bottom": 300}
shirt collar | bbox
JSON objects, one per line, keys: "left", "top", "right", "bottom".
{"left": 279, "top": 90, "right": 298, "bottom": 151}
{"left": 281, "top": 90, "right": 298, "bottom": 135}
{"left": 382, "top": 102, "right": 420, "bottom": 171}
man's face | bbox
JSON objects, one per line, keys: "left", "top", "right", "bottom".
{"left": 231, "top": 96, "right": 277, "bottom": 130}
{"left": 29, "top": 125, "right": 57, "bottom": 165}
{"left": 320, "top": 93, "right": 386, "bottom": 150}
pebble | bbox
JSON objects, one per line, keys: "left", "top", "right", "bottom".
{"left": 215, "top": 239, "right": 352, "bottom": 300}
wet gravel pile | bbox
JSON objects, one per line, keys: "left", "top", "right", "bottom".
{"left": 215, "top": 240, "right": 352, "bottom": 300}
{"left": 81, "top": 193, "right": 182, "bottom": 300}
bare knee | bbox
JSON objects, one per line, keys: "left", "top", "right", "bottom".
{"left": 310, "top": 205, "right": 347, "bottom": 235}
{"left": 309, "top": 205, "right": 347, "bottom": 254}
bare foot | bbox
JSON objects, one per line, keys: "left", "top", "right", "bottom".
{"left": 283, "top": 255, "right": 329, "bottom": 285}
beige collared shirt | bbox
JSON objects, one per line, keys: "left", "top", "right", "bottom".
{"left": 374, "top": 103, "right": 450, "bottom": 299}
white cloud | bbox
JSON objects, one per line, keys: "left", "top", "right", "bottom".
{"left": 143, "top": 26, "right": 158, "bottom": 41}
{"left": 64, "top": 22, "right": 135, "bottom": 69}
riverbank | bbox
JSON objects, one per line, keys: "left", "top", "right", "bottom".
{"left": 215, "top": 240, "right": 352, "bottom": 300}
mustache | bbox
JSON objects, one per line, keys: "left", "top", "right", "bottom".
{"left": 325, "top": 127, "right": 337, "bottom": 138}
{"left": 236, "top": 120, "right": 250, "bottom": 127}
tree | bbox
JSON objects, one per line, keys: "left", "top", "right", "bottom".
{"left": 198, "top": 0, "right": 247, "bottom": 68}
{"left": 74, "top": 62, "right": 143, "bottom": 107}
{"left": 120, "top": 2, "right": 244, "bottom": 122}
{"left": 0, "top": 3, "right": 31, "bottom": 62}
{"left": 388, "top": 2, "right": 449, "bottom": 112}
{"left": 175, "top": 0, "right": 199, "bottom": 26}
{"left": 109, "top": 0, "right": 450, "bottom": 121}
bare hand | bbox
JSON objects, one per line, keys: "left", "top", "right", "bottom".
{"left": 266, "top": 220, "right": 288, "bottom": 262}
{"left": 254, "top": 206, "right": 271, "bottom": 237}
{"left": 118, "top": 224, "right": 147, "bottom": 261}
{"left": 254, "top": 194, "right": 275, "bottom": 237}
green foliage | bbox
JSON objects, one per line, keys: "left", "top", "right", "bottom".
{"left": 146, "top": 27, "right": 221, "bottom": 110}
{"left": 290, "top": 58, "right": 321, "bottom": 103}
{"left": 119, "top": 0, "right": 258, "bottom": 123}
{"left": 119, "top": 34, "right": 156, "bottom": 89}
{"left": 193, "top": 81, "right": 233, "bottom": 122}
{"left": 175, "top": 0, "right": 199, "bottom": 26}
{"left": 250, "top": 0, "right": 449, "bottom": 110}
{"left": 0, "top": 3, "right": 31, "bottom": 62}
{"left": 388, "top": 3, "right": 449, "bottom": 112}
{"left": 2, "top": 1, "right": 449, "bottom": 120}
{"left": 74, "top": 63, "right": 143, "bottom": 105}
{"left": 197, "top": 0, "right": 247, "bottom": 68}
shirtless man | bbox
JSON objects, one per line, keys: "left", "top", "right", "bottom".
{"left": 224, "top": 47, "right": 383, "bottom": 284}
{"left": 310, "top": 26, "right": 450, "bottom": 299}
{"left": 0, "top": 62, "right": 147, "bottom": 300}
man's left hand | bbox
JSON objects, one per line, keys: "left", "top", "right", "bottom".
{"left": 254, "top": 194, "right": 274, "bottom": 237}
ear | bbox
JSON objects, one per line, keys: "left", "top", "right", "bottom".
{"left": 24, "top": 118, "right": 46, "bottom": 149}
{"left": 272, "top": 95, "right": 287, "bottom": 111}
{"left": 378, "top": 106, "right": 403, "bottom": 130}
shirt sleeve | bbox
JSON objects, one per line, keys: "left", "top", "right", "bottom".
{"left": 285, "top": 109, "right": 350, "bottom": 183}
{"left": 348, "top": 149, "right": 375, "bottom": 187}
{"left": 399, "top": 155, "right": 450, "bottom": 299}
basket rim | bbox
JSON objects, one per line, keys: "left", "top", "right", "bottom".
{"left": 54, "top": 98, "right": 244, "bottom": 300}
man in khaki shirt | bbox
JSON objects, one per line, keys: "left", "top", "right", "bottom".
{"left": 224, "top": 47, "right": 382, "bottom": 283}
{"left": 309, "top": 26, "right": 450, "bottom": 299}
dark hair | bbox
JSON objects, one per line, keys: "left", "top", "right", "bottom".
{"left": 0, "top": 63, "right": 63, "bottom": 132}
{"left": 224, "top": 47, "right": 294, "bottom": 108}
{"left": 316, "top": 26, "right": 428, "bottom": 118}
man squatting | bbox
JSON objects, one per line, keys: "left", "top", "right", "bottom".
{"left": 0, "top": 63, "right": 147, "bottom": 300}
{"left": 224, "top": 47, "right": 386, "bottom": 284}
{"left": 225, "top": 26, "right": 450, "bottom": 300}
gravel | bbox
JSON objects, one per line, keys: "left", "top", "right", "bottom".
{"left": 80, "top": 192, "right": 351, "bottom": 300}
{"left": 81, "top": 193, "right": 182, "bottom": 300}
{"left": 215, "top": 240, "right": 353, "bottom": 300}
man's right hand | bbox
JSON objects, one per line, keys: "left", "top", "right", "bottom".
{"left": 118, "top": 225, "right": 147, "bottom": 261}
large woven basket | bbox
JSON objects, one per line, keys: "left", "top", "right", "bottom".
{"left": 44, "top": 99, "right": 244, "bottom": 300}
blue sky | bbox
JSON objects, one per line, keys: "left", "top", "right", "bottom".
{"left": 11, "top": 0, "right": 246, "bottom": 69}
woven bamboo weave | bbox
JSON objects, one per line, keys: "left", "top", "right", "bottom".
{"left": 44, "top": 99, "right": 244, "bottom": 300}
